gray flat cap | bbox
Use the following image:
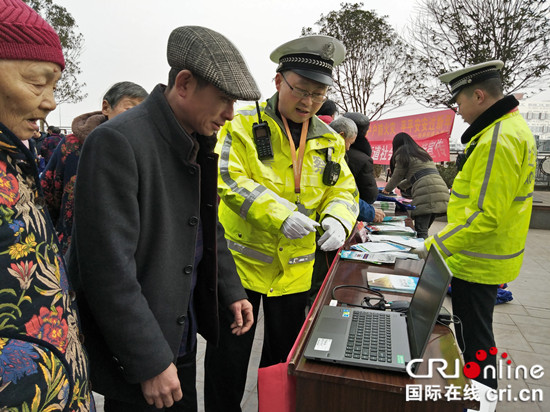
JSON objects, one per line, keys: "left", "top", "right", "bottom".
{"left": 167, "top": 26, "right": 261, "bottom": 101}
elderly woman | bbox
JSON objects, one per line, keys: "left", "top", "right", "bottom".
{"left": 0, "top": 0, "right": 94, "bottom": 410}
{"left": 41, "top": 81, "right": 148, "bottom": 254}
{"left": 330, "top": 116, "right": 385, "bottom": 223}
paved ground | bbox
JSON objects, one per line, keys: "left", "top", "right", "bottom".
{"left": 92, "top": 194, "right": 550, "bottom": 412}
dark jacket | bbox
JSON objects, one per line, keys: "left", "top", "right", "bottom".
{"left": 346, "top": 146, "right": 379, "bottom": 204}
{"left": 0, "top": 123, "right": 93, "bottom": 410}
{"left": 68, "top": 84, "right": 247, "bottom": 402}
{"left": 384, "top": 152, "right": 449, "bottom": 217}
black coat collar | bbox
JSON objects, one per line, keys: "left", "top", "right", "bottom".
{"left": 461, "top": 95, "right": 519, "bottom": 144}
{"left": 143, "top": 84, "right": 217, "bottom": 161}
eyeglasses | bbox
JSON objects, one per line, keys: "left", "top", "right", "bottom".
{"left": 280, "top": 73, "right": 328, "bottom": 104}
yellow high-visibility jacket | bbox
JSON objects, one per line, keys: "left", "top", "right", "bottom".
{"left": 426, "top": 107, "right": 536, "bottom": 284}
{"left": 215, "top": 94, "right": 359, "bottom": 296}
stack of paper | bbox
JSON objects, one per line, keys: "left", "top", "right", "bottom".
{"left": 373, "top": 201, "right": 396, "bottom": 215}
{"left": 378, "top": 220, "right": 406, "bottom": 227}
{"left": 382, "top": 215, "right": 407, "bottom": 222}
{"left": 341, "top": 220, "right": 422, "bottom": 264}
{"left": 367, "top": 234, "right": 425, "bottom": 249}
{"left": 340, "top": 250, "right": 397, "bottom": 264}
{"left": 352, "top": 242, "right": 411, "bottom": 253}
{"left": 365, "top": 224, "right": 416, "bottom": 236}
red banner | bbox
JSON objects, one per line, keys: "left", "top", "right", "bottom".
{"left": 365, "top": 110, "right": 455, "bottom": 164}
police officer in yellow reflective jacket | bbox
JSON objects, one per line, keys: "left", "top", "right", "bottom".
{"left": 425, "top": 61, "right": 536, "bottom": 390}
{"left": 204, "top": 35, "right": 359, "bottom": 411}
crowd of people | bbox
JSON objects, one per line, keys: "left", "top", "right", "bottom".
{"left": 0, "top": 0, "right": 536, "bottom": 411}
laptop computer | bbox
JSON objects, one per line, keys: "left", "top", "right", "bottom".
{"left": 304, "top": 247, "right": 452, "bottom": 373}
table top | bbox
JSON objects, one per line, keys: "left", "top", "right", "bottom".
{"left": 289, "top": 235, "right": 479, "bottom": 409}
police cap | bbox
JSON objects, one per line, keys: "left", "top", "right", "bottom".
{"left": 270, "top": 35, "right": 346, "bottom": 86}
{"left": 439, "top": 60, "right": 504, "bottom": 103}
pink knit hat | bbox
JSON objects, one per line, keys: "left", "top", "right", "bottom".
{"left": 0, "top": 0, "right": 65, "bottom": 70}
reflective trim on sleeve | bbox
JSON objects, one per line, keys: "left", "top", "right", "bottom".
{"left": 240, "top": 185, "right": 267, "bottom": 219}
{"left": 330, "top": 198, "right": 359, "bottom": 215}
{"left": 326, "top": 206, "right": 356, "bottom": 231}
{"left": 436, "top": 210, "right": 481, "bottom": 246}
{"left": 267, "top": 189, "right": 297, "bottom": 212}
{"left": 451, "top": 190, "right": 469, "bottom": 199}
{"left": 320, "top": 199, "right": 358, "bottom": 232}
{"left": 478, "top": 123, "right": 501, "bottom": 210}
{"left": 459, "top": 249, "right": 524, "bottom": 260}
{"left": 227, "top": 240, "right": 273, "bottom": 264}
{"left": 220, "top": 130, "right": 296, "bottom": 220}
{"left": 437, "top": 211, "right": 480, "bottom": 243}
{"left": 288, "top": 253, "right": 315, "bottom": 265}
{"left": 434, "top": 234, "right": 453, "bottom": 257}
{"left": 220, "top": 131, "right": 253, "bottom": 197}
{"left": 514, "top": 192, "right": 533, "bottom": 202}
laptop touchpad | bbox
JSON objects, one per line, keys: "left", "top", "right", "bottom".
{"left": 318, "top": 318, "right": 348, "bottom": 334}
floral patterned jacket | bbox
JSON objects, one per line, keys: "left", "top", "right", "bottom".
{"left": 0, "top": 123, "right": 94, "bottom": 411}
{"left": 39, "top": 133, "right": 62, "bottom": 166}
{"left": 41, "top": 112, "right": 106, "bottom": 255}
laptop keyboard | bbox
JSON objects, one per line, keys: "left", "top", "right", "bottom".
{"left": 345, "top": 311, "right": 393, "bottom": 363}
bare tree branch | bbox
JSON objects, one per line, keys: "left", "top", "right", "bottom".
{"left": 406, "top": 0, "right": 550, "bottom": 108}
{"left": 303, "top": 2, "right": 417, "bottom": 120}
{"left": 24, "top": 0, "right": 87, "bottom": 105}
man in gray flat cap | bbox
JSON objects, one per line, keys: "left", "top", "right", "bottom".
{"left": 423, "top": 60, "right": 536, "bottom": 393}
{"left": 68, "top": 26, "right": 258, "bottom": 411}
{"left": 204, "top": 34, "right": 359, "bottom": 411}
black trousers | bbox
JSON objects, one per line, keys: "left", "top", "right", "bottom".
{"left": 451, "top": 277, "right": 498, "bottom": 389}
{"left": 103, "top": 349, "right": 198, "bottom": 412}
{"left": 309, "top": 248, "right": 337, "bottom": 306}
{"left": 204, "top": 289, "right": 308, "bottom": 412}
{"left": 413, "top": 213, "right": 437, "bottom": 239}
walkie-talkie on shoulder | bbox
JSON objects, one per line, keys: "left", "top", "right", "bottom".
{"left": 252, "top": 101, "right": 274, "bottom": 160}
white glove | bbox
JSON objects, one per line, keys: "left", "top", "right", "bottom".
{"left": 281, "top": 212, "right": 320, "bottom": 239}
{"left": 317, "top": 217, "right": 346, "bottom": 251}
{"left": 412, "top": 242, "right": 428, "bottom": 259}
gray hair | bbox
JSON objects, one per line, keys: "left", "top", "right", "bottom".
{"left": 330, "top": 116, "right": 357, "bottom": 140}
{"left": 103, "top": 81, "right": 148, "bottom": 108}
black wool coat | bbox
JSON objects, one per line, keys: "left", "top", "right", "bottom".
{"left": 68, "top": 84, "right": 247, "bottom": 402}
{"left": 346, "top": 146, "right": 379, "bottom": 204}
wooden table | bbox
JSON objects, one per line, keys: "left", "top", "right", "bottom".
{"left": 288, "top": 237, "right": 480, "bottom": 411}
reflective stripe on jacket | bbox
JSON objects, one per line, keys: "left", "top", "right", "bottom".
{"left": 426, "top": 110, "right": 536, "bottom": 284}
{"left": 215, "top": 94, "right": 359, "bottom": 296}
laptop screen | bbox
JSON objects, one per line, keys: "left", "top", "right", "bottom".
{"left": 407, "top": 247, "right": 453, "bottom": 359}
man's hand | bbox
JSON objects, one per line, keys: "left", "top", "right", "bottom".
{"left": 405, "top": 217, "right": 415, "bottom": 229}
{"left": 228, "top": 299, "right": 254, "bottom": 336}
{"left": 140, "top": 363, "right": 182, "bottom": 409}
{"left": 281, "top": 211, "right": 320, "bottom": 239}
{"left": 373, "top": 209, "right": 386, "bottom": 223}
